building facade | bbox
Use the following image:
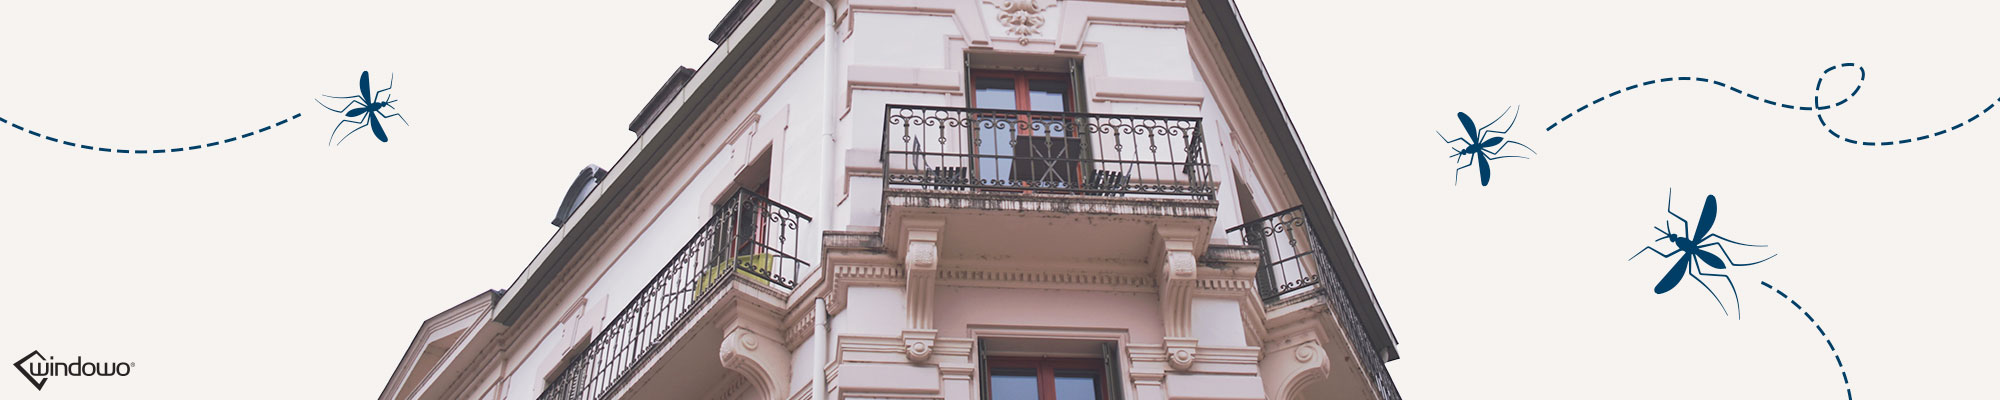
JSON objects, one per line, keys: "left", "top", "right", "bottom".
{"left": 377, "top": 1, "right": 1399, "bottom": 399}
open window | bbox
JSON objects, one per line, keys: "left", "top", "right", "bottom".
{"left": 698, "top": 150, "right": 774, "bottom": 296}
{"left": 978, "top": 337, "right": 1123, "bottom": 400}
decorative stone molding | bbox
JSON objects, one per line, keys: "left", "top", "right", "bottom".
{"left": 901, "top": 217, "right": 945, "bottom": 363}
{"left": 1125, "top": 344, "right": 1169, "bottom": 399}
{"left": 718, "top": 311, "right": 791, "bottom": 400}
{"left": 783, "top": 311, "right": 816, "bottom": 351}
{"left": 1156, "top": 226, "right": 1201, "bottom": 372}
{"left": 1164, "top": 337, "right": 1198, "bottom": 372}
{"left": 983, "top": 0, "right": 1058, "bottom": 43}
{"left": 825, "top": 264, "right": 902, "bottom": 316}
{"left": 1260, "top": 321, "right": 1333, "bottom": 400}
{"left": 938, "top": 268, "right": 1156, "bottom": 291}
{"left": 901, "top": 329, "right": 937, "bottom": 362}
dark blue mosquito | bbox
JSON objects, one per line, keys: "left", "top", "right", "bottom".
{"left": 1437, "top": 106, "right": 1536, "bottom": 186}
{"left": 1628, "top": 190, "right": 1776, "bottom": 318}
{"left": 317, "top": 71, "right": 408, "bottom": 145}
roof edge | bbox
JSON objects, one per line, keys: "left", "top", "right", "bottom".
{"left": 1193, "top": 0, "right": 1399, "bottom": 359}
{"left": 376, "top": 289, "right": 504, "bottom": 400}
{"left": 628, "top": 67, "right": 699, "bottom": 134}
{"left": 492, "top": 0, "right": 804, "bottom": 326}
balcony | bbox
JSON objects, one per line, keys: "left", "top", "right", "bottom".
{"left": 539, "top": 189, "right": 809, "bottom": 400}
{"left": 878, "top": 104, "right": 1219, "bottom": 264}
{"left": 880, "top": 104, "right": 1215, "bottom": 198}
{"left": 1226, "top": 206, "right": 1399, "bottom": 400}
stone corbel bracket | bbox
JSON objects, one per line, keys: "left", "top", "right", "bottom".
{"left": 902, "top": 217, "right": 946, "bottom": 363}
{"left": 718, "top": 305, "right": 791, "bottom": 400}
{"left": 1155, "top": 225, "right": 1202, "bottom": 371}
{"left": 1260, "top": 319, "right": 1333, "bottom": 400}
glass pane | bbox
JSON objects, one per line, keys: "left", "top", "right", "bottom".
{"left": 976, "top": 116, "right": 1015, "bottom": 183}
{"left": 1053, "top": 374, "right": 1099, "bottom": 400}
{"left": 973, "top": 77, "right": 1018, "bottom": 183}
{"left": 1027, "top": 79, "right": 1068, "bottom": 112}
{"left": 975, "top": 77, "right": 1018, "bottom": 110}
{"left": 991, "top": 368, "right": 1040, "bottom": 400}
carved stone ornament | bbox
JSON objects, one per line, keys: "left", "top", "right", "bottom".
{"left": 984, "top": 0, "right": 1057, "bottom": 42}
{"left": 1168, "top": 348, "right": 1195, "bottom": 371}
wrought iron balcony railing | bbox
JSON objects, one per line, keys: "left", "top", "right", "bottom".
{"left": 881, "top": 104, "right": 1215, "bottom": 198}
{"left": 538, "top": 189, "right": 809, "bottom": 400}
{"left": 1226, "top": 206, "right": 1400, "bottom": 400}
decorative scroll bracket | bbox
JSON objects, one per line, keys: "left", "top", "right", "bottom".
{"left": 1156, "top": 225, "right": 1201, "bottom": 371}
{"left": 902, "top": 217, "right": 946, "bottom": 363}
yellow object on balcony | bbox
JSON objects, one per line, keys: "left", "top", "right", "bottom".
{"left": 696, "top": 253, "right": 774, "bottom": 297}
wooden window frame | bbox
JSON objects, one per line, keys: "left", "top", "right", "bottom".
{"left": 968, "top": 69, "right": 1085, "bottom": 191}
{"left": 986, "top": 356, "right": 1107, "bottom": 400}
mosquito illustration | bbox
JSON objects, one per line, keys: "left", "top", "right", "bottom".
{"left": 1437, "top": 107, "right": 1536, "bottom": 186}
{"left": 317, "top": 71, "right": 408, "bottom": 145}
{"left": 1628, "top": 190, "right": 1776, "bottom": 318}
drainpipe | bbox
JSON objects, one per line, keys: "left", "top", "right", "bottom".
{"left": 814, "top": 298, "right": 830, "bottom": 400}
{"left": 803, "top": 3, "right": 838, "bottom": 399}
{"left": 806, "top": 0, "right": 841, "bottom": 225}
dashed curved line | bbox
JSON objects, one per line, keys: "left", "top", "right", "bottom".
{"left": 1547, "top": 63, "right": 1866, "bottom": 131}
{"left": 1761, "top": 281, "right": 1853, "bottom": 400}
{"left": 3, "top": 112, "right": 303, "bottom": 154}
{"left": 1546, "top": 62, "right": 1998, "bottom": 146}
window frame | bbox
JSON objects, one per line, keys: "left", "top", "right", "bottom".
{"left": 967, "top": 69, "right": 1086, "bottom": 190}
{"left": 985, "top": 356, "right": 1108, "bottom": 400}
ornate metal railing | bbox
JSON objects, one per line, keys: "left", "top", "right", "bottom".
{"left": 881, "top": 104, "right": 1215, "bottom": 198}
{"left": 1227, "top": 206, "right": 1400, "bottom": 400}
{"left": 538, "top": 189, "right": 809, "bottom": 400}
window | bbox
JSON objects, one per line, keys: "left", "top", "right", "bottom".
{"left": 969, "top": 69, "right": 1080, "bottom": 188}
{"left": 987, "top": 357, "right": 1107, "bottom": 400}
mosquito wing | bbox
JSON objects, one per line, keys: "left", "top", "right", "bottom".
{"left": 357, "top": 71, "right": 374, "bottom": 103}
{"left": 1654, "top": 256, "right": 1688, "bottom": 294}
{"left": 1476, "top": 154, "right": 1492, "bottom": 186}
{"left": 1693, "top": 248, "right": 1727, "bottom": 270}
{"left": 1693, "top": 195, "right": 1719, "bottom": 239}
{"left": 369, "top": 114, "right": 389, "bottom": 142}
{"left": 1457, "top": 112, "right": 1480, "bottom": 142}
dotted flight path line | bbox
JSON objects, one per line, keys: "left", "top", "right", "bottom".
{"left": 1761, "top": 281, "right": 1853, "bottom": 400}
{"left": 1546, "top": 62, "right": 1998, "bottom": 147}
{"left": 3, "top": 112, "right": 303, "bottom": 154}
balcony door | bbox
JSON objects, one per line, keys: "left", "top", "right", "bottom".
{"left": 970, "top": 70, "right": 1079, "bottom": 189}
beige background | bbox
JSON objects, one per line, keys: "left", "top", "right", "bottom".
{"left": 0, "top": 0, "right": 1993, "bottom": 398}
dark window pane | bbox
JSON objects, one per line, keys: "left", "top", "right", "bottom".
{"left": 975, "top": 77, "right": 1018, "bottom": 110}
{"left": 991, "top": 368, "right": 1040, "bottom": 400}
{"left": 1026, "top": 79, "right": 1068, "bottom": 112}
{"left": 1053, "top": 375, "right": 1099, "bottom": 400}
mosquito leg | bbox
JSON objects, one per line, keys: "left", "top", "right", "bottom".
{"left": 1667, "top": 195, "right": 1690, "bottom": 240}
{"left": 1703, "top": 234, "right": 1767, "bottom": 247}
{"left": 1480, "top": 105, "right": 1517, "bottom": 135}
{"left": 1699, "top": 242, "right": 1776, "bottom": 266}
{"left": 1685, "top": 265, "right": 1731, "bottom": 316}
{"left": 1629, "top": 246, "right": 1681, "bottom": 261}
{"left": 317, "top": 98, "right": 364, "bottom": 113}
{"left": 373, "top": 73, "right": 395, "bottom": 99}
{"left": 1454, "top": 161, "right": 1473, "bottom": 185}
{"left": 326, "top": 119, "right": 362, "bottom": 145}
{"left": 1694, "top": 265, "right": 1743, "bottom": 319}
{"left": 1490, "top": 140, "right": 1539, "bottom": 155}
{"left": 1436, "top": 131, "right": 1471, "bottom": 147}
{"left": 377, "top": 110, "right": 409, "bottom": 125}
{"left": 335, "top": 120, "right": 371, "bottom": 145}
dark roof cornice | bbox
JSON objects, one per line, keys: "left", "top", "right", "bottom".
{"left": 493, "top": 0, "right": 805, "bottom": 326}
